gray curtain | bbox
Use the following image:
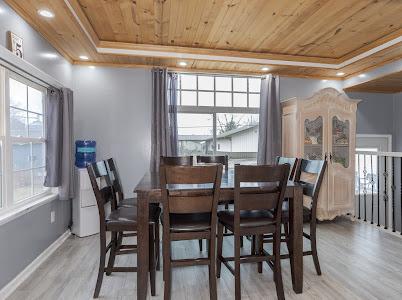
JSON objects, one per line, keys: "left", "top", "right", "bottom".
{"left": 44, "top": 87, "right": 75, "bottom": 200}
{"left": 150, "top": 68, "right": 179, "bottom": 173}
{"left": 44, "top": 88, "right": 62, "bottom": 187}
{"left": 59, "top": 88, "right": 75, "bottom": 200}
{"left": 257, "top": 75, "right": 281, "bottom": 165}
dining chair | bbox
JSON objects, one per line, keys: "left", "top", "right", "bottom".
{"left": 197, "top": 155, "right": 229, "bottom": 172}
{"left": 276, "top": 156, "right": 299, "bottom": 180}
{"left": 105, "top": 157, "right": 161, "bottom": 270}
{"left": 87, "top": 160, "right": 161, "bottom": 298}
{"left": 196, "top": 155, "right": 239, "bottom": 249}
{"left": 160, "top": 155, "right": 194, "bottom": 166}
{"left": 216, "top": 164, "right": 290, "bottom": 300}
{"left": 160, "top": 164, "right": 223, "bottom": 300}
{"left": 263, "top": 159, "right": 327, "bottom": 276}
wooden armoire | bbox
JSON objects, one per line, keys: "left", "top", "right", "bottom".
{"left": 281, "top": 88, "right": 360, "bottom": 220}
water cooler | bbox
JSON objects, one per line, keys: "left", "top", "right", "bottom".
{"left": 72, "top": 141, "right": 99, "bottom": 237}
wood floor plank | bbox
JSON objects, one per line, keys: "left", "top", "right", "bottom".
{"left": 7, "top": 217, "right": 402, "bottom": 300}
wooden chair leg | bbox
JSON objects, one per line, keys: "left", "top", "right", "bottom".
{"left": 199, "top": 239, "right": 203, "bottom": 251}
{"left": 163, "top": 226, "right": 171, "bottom": 299}
{"left": 94, "top": 231, "right": 106, "bottom": 298}
{"left": 234, "top": 234, "right": 241, "bottom": 300}
{"left": 273, "top": 230, "right": 285, "bottom": 300}
{"left": 251, "top": 235, "right": 256, "bottom": 255}
{"left": 106, "top": 232, "right": 118, "bottom": 276}
{"left": 310, "top": 221, "right": 322, "bottom": 275}
{"left": 209, "top": 237, "right": 217, "bottom": 300}
{"left": 155, "top": 221, "right": 161, "bottom": 271}
{"left": 149, "top": 225, "right": 156, "bottom": 296}
{"left": 216, "top": 222, "right": 224, "bottom": 278}
{"left": 240, "top": 236, "right": 244, "bottom": 248}
{"left": 257, "top": 234, "right": 263, "bottom": 273}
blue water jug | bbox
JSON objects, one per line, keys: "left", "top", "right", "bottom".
{"left": 75, "top": 140, "right": 96, "bottom": 168}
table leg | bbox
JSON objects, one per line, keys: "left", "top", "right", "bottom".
{"left": 289, "top": 186, "right": 303, "bottom": 293}
{"left": 137, "top": 192, "right": 150, "bottom": 300}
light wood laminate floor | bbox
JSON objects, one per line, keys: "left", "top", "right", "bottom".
{"left": 7, "top": 217, "right": 402, "bottom": 300}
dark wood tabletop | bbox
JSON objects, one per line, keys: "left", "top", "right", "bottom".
{"left": 133, "top": 169, "right": 304, "bottom": 299}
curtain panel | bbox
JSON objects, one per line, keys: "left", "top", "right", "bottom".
{"left": 257, "top": 75, "right": 281, "bottom": 165}
{"left": 150, "top": 68, "right": 179, "bottom": 173}
{"left": 44, "top": 87, "right": 75, "bottom": 200}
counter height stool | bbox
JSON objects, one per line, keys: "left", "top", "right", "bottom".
{"left": 160, "top": 164, "right": 222, "bottom": 300}
{"left": 216, "top": 164, "right": 289, "bottom": 300}
{"left": 87, "top": 160, "right": 161, "bottom": 298}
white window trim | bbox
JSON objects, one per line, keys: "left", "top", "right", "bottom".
{"left": 0, "top": 66, "right": 54, "bottom": 222}
{"left": 176, "top": 73, "right": 260, "bottom": 156}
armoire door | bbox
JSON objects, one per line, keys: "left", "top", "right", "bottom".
{"left": 300, "top": 109, "right": 329, "bottom": 217}
{"left": 327, "top": 112, "right": 355, "bottom": 216}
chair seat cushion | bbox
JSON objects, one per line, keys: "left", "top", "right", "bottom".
{"left": 106, "top": 207, "right": 138, "bottom": 231}
{"left": 281, "top": 201, "right": 311, "bottom": 222}
{"left": 119, "top": 197, "right": 137, "bottom": 207}
{"left": 161, "top": 213, "right": 211, "bottom": 232}
{"left": 218, "top": 210, "right": 276, "bottom": 229}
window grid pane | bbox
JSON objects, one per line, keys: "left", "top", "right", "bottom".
{"left": 8, "top": 77, "right": 47, "bottom": 204}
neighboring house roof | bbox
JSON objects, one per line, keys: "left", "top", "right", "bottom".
{"left": 178, "top": 135, "right": 211, "bottom": 141}
{"left": 206, "top": 124, "right": 258, "bottom": 140}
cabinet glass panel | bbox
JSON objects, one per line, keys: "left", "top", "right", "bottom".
{"left": 304, "top": 116, "right": 323, "bottom": 160}
{"left": 332, "top": 116, "right": 349, "bottom": 167}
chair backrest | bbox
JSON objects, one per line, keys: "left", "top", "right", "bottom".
{"left": 87, "top": 160, "right": 117, "bottom": 225}
{"left": 276, "top": 156, "right": 298, "bottom": 180}
{"left": 160, "top": 164, "right": 223, "bottom": 229}
{"left": 196, "top": 155, "right": 229, "bottom": 172}
{"left": 234, "top": 164, "right": 290, "bottom": 225}
{"left": 104, "top": 158, "right": 124, "bottom": 201}
{"left": 293, "top": 159, "right": 327, "bottom": 213}
{"left": 161, "top": 156, "right": 194, "bottom": 166}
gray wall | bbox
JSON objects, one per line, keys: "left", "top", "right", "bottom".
{"left": 0, "top": 0, "right": 72, "bottom": 291}
{"left": 0, "top": 0, "right": 72, "bottom": 87}
{"left": 346, "top": 92, "right": 394, "bottom": 136}
{"left": 73, "top": 66, "right": 152, "bottom": 197}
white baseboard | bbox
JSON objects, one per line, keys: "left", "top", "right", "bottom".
{"left": 0, "top": 230, "right": 71, "bottom": 299}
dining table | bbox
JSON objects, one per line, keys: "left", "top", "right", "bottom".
{"left": 134, "top": 168, "right": 304, "bottom": 299}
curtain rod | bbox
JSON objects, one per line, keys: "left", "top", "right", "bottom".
{"left": 0, "top": 46, "right": 66, "bottom": 89}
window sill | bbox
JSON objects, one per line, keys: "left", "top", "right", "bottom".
{"left": 0, "top": 193, "right": 59, "bottom": 226}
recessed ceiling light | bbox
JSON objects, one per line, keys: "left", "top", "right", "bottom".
{"left": 79, "top": 55, "right": 89, "bottom": 60}
{"left": 261, "top": 67, "right": 270, "bottom": 71}
{"left": 336, "top": 72, "right": 345, "bottom": 76}
{"left": 0, "top": 7, "right": 5, "bottom": 14}
{"left": 41, "top": 53, "right": 58, "bottom": 59}
{"left": 358, "top": 74, "right": 366, "bottom": 78}
{"left": 37, "top": 9, "right": 54, "bottom": 18}
{"left": 322, "top": 79, "right": 328, "bottom": 82}
{"left": 88, "top": 66, "right": 96, "bottom": 69}
{"left": 178, "top": 61, "right": 187, "bottom": 67}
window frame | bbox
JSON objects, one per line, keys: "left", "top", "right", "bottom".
{"left": 176, "top": 73, "right": 261, "bottom": 157}
{"left": 0, "top": 68, "right": 50, "bottom": 213}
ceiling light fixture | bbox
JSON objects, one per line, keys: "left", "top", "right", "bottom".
{"left": 88, "top": 66, "right": 96, "bottom": 69}
{"left": 336, "top": 72, "right": 345, "bottom": 76}
{"left": 179, "top": 61, "right": 187, "bottom": 67}
{"left": 37, "top": 9, "right": 54, "bottom": 18}
{"left": 358, "top": 74, "right": 366, "bottom": 78}
{"left": 261, "top": 67, "right": 270, "bottom": 71}
{"left": 322, "top": 79, "right": 328, "bottom": 82}
{"left": 79, "top": 55, "right": 89, "bottom": 60}
{"left": 41, "top": 53, "right": 58, "bottom": 59}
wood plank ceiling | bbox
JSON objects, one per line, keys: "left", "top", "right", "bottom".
{"left": 5, "top": 0, "right": 402, "bottom": 79}
{"left": 344, "top": 70, "right": 402, "bottom": 93}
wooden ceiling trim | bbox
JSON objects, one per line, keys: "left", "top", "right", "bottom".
{"left": 63, "top": 1, "right": 402, "bottom": 71}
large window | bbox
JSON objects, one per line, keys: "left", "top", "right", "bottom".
{"left": 177, "top": 74, "right": 260, "bottom": 166}
{"left": 0, "top": 67, "right": 48, "bottom": 212}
